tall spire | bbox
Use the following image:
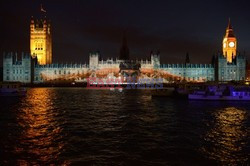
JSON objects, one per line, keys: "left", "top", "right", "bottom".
{"left": 225, "top": 18, "right": 235, "bottom": 37}
{"left": 120, "top": 31, "right": 130, "bottom": 60}
{"left": 185, "top": 52, "right": 190, "bottom": 64}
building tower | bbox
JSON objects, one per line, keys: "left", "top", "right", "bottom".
{"left": 30, "top": 4, "right": 52, "bottom": 65}
{"left": 222, "top": 18, "right": 237, "bottom": 63}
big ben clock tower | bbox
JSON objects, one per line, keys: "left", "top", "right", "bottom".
{"left": 222, "top": 19, "right": 237, "bottom": 63}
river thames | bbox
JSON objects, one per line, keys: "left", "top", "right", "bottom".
{"left": 0, "top": 88, "right": 249, "bottom": 165}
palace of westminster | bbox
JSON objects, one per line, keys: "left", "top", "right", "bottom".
{"left": 2, "top": 9, "right": 247, "bottom": 84}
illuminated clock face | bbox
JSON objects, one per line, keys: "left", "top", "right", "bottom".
{"left": 229, "top": 42, "right": 235, "bottom": 48}
{"left": 223, "top": 43, "right": 226, "bottom": 48}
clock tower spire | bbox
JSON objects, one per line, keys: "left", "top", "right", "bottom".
{"left": 222, "top": 18, "right": 237, "bottom": 63}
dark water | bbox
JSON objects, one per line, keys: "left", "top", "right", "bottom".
{"left": 0, "top": 88, "right": 249, "bottom": 165}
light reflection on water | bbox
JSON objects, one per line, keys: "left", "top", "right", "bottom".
{"left": 15, "top": 88, "right": 69, "bottom": 165}
{"left": 202, "top": 107, "right": 248, "bottom": 165}
{"left": 0, "top": 88, "right": 249, "bottom": 165}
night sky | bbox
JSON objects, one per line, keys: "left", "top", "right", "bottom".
{"left": 1, "top": 0, "right": 250, "bottom": 66}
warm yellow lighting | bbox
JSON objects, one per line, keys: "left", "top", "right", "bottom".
{"left": 16, "top": 89, "right": 68, "bottom": 164}
{"left": 222, "top": 19, "right": 237, "bottom": 63}
{"left": 30, "top": 18, "right": 52, "bottom": 65}
{"left": 223, "top": 43, "right": 226, "bottom": 48}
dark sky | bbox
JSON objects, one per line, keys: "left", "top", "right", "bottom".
{"left": 1, "top": 0, "right": 250, "bottom": 66}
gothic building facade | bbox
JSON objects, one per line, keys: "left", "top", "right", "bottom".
{"left": 2, "top": 12, "right": 247, "bottom": 84}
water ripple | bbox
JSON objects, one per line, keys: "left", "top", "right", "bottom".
{"left": 0, "top": 88, "right": 249, "bottom": 165}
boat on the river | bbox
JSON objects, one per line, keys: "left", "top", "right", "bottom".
{"left": 189, "top": 85, "right": 250, "bottom": 101}
{"left": 0, "top": 82, "right": 27, "bottom": 97}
